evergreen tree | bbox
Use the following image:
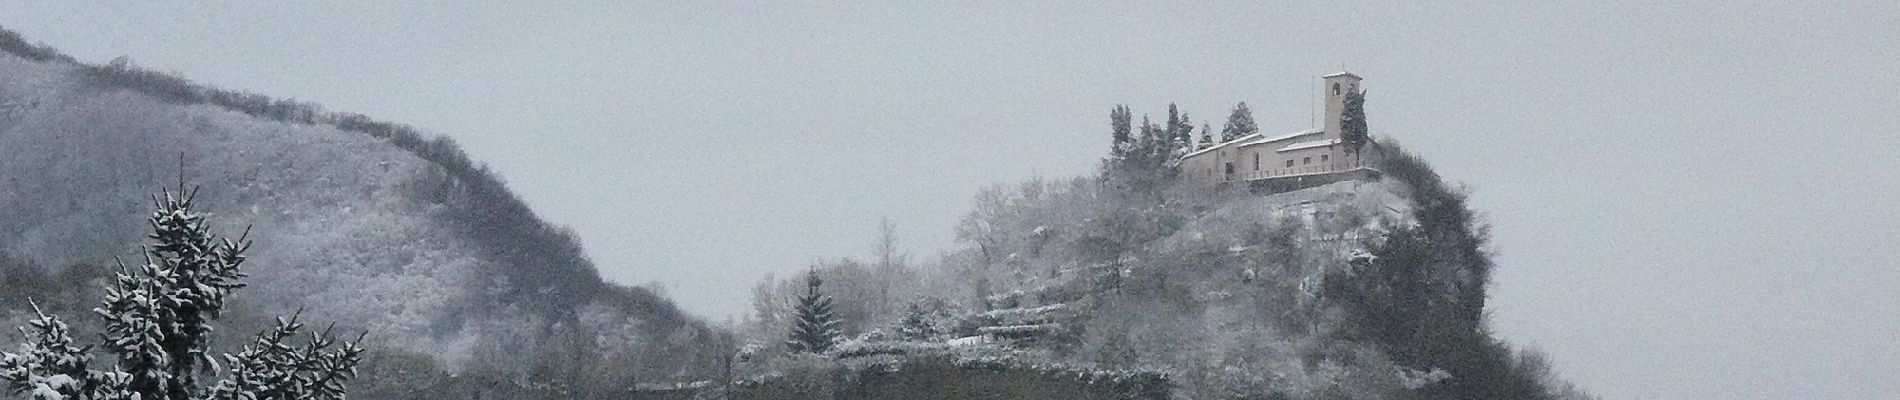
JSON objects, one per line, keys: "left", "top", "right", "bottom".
{"left": 1197, "top": 122, "right": 1214, "bottom": 150}
{"left": 1221, "top": 102, "right": 1258, "bottom": 142}
{"left": 1165, "top": 104, "right": 1183, "bottom": 156}
{"left": 1171, "top": 111, "right": 1195, "bottom": 157}
{"left": 1165, "top": 104, "right": 1179, "bottom": 136}
{"left": 785, "top": 271, "right": 842, "bottom": 354}
{"left": 1, "top": 302, "right": 137, "bottom": 400}
{"left": 1341, "top": 88, "right": 1370, "bottom": 154}
{"left": 1108, "top": 105, "right": 1133, "bottom": 161}
{"left": 0, "top": 187, "right": 364, "bottom": 400}
{"left": 1139, "top": 115, "right": 1168, "bottom": 167}
{"left": 1101, "top": 107, "right": 1182, "bottom": 195}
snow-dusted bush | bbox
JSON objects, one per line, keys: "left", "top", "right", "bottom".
{"left": 893, "top": 297, "right": 956, "bottom": 342}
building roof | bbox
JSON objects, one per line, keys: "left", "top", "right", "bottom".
{"left": 1322, "top": 71, "right": 1361, "bottom": 79}
{"left": 1180, "top": 132, "right": 1262, "bottom": 159}
{"left": 1181, "top": 128, "right": 1324, "bottom": 159}
{"left": 1240, "top": 128, "right": 1324, "bottom": 147}
{"left": 1278, "top": 138, "right": 1341, "bottom": 152}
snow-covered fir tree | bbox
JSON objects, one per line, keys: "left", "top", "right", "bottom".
{"left": 1220, "top": 101, "right": 1258, "bottom": 142}
{"left": 0, "top": 187, "right": 364, "bottom": 400}
{"left": 98, "top": 187, "right": 251, "bottom": 398}
{"left": 206, "top": 313, "right": 363, "bottom": 400}
{"left": 785, "top": 271, "right": 842, "bottom": 354}
{"left": 0, "top": 302, "right": 137, "bottom": 400}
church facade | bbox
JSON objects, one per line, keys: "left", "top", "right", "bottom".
{"left": 1179, "top": 72, "right": 1379, "bottom": 185}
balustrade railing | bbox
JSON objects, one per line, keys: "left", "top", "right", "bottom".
{"left": 1222, "top": 159, "right": 1377, "bottom": 183}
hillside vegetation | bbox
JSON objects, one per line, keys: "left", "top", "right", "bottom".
{"left": 733, "top": 106, "right": 1599, "bottom": 399}
{"left": 0, "top": 26, "right": 723, "bottom": 398}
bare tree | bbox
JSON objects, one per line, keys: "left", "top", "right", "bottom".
{"left": 874, "top": 218, "right": 907, "bottom": 272}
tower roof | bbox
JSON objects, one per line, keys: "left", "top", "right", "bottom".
{"left": 1322, "top": 71, "right": 1361, "bottom": 79}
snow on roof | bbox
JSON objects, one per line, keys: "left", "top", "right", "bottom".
{"left": 1240, "top": 128, "right": 1324, "bottom": 147}
{"left": 1181, "top": 128, "right": 1326, "bottom": 159}
{"left": 1323, "top": 71, "right": 1361, "bottom": 79}
{"left": 1180, "top": 146, "right": 1219, "bottom": 159}
{"left": 1180, "top": 131, "right": 1264, "bottom": 159}
{"left": 1277, "top": 138, "right": 1341, "bottom": 152}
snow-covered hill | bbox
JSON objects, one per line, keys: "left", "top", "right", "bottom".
{"left": 0, "top": 26, "right": 719, "bottom": 396}
{"left": 736, "top": 145, "right": 1595, "bottom": 399}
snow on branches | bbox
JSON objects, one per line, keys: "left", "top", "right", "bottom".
{"left": 0, "top": 187, "right": 365, "bottom": 400}
{"left": 206, "top": 312, "right": 365, "bottom": 400}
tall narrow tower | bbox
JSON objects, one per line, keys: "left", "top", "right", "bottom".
{"left": 1321, "top": 71, "right": 1362, "bottom": 141}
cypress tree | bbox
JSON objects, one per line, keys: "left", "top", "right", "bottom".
{"left": 1341, "top": 89, "right": 1370, "bottom": 154}
{"left": 785, "top": 271, "right": 842, "bottom": 354}
{"left": 1172, "top": 112, "right": 1194, "bottom": 157}
{"left": 1135, "top": 115, "right": 1156, "bottom": 167}
{"left": 1108, "top": 105, "right": 1133, "bottom": 161}
{"left": 1165, "top": 104, "right": 1183, "bottom": 156}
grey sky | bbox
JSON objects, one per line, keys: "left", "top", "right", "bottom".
{"left": 3, "top": 2, "right": 1895, "bottom": 399}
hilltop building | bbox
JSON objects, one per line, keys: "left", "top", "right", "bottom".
{"left": 1179, "top": 72, "right": 1380, "bottom": 186}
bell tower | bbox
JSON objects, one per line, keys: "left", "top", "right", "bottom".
{"left": 1321, "top": 71, "right": 1361, "bottom": 140}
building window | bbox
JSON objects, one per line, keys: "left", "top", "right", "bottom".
{"left": 1321, "top": 154, "right": 1329, "bottom": 162}
{"left": 1285, "top": 159, "right": 1294, "bottom": 168}
{"left": 1224, "top": 162, "right": 1234, "bottom": 174}
{"left": 1303, "top": 157, "right": 1312, "bottom": 165}
{"left": 1332, "top": 83, "right": 1341, "bottom": 96}
{"left": 1253, "top": 153, "right": 1260, "bottom": 170}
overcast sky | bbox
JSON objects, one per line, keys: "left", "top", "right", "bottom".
{"left": 4, "top": 2, "right": 1895, "bottom": 399}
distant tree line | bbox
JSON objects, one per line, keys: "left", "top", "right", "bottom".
{"left": 1099, "top": 101, "right": 1271, "bottom": 195}
{"left": 0, "top": 28, "right": 73, "bottom": 63}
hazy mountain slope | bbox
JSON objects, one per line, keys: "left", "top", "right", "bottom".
{"left": 0, "top": 26, "right": 718, "bottom": 391}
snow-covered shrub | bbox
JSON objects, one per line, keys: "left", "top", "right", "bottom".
{"left": 893, "top": 297, "right": 956, "bottom": 342}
